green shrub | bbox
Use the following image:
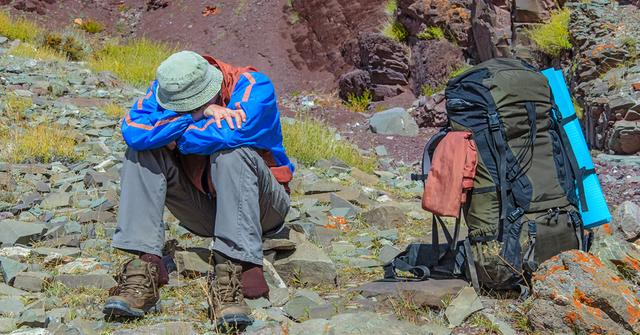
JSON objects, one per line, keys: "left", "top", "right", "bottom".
{"left": 381, "top": 20, "right": 408, "bottom": 42}
{"left": 528, "top": 9, "right": 572, "bottom": 58}
{"left": 420, "top": 84, "right": 443, "bottom": 97}
{"left": 0, "top": 11, "right": 41, "bottom": 42}
{"left": 384, "top": 0, "right": 398, "bottom": 16}
{"left": 40, "top": 32, "right": 88, "bottom": 61}
{"left": 417, "top": 26, "right": 445, "bottom": 40}
{"left": 282, "top": 117, "right": 376, "bottom": 172}
{"left": 449, "top": 64, "right": 471, "bottom": 78}
{"left": 573, "top": 98, "right": 584, "bottom": 120}
{"left": 345, "top": 91, "right": 372, "bottom": 113}
{"left": 79, "top": 19, "right": 104, "bottom": 34}
{"left": 89, "top": 39, "right": 176, "bottom": 87}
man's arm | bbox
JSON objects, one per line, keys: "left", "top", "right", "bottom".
{"left": 177, "top": 72, "right": 284, "bottom": 156}
{"left": 121, "top": 81, "right": 195, "bottom": 151}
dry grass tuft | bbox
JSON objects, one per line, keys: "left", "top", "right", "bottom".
{"left": 9, "top": 43, "right": 66, "bottom": 61}
{"left": 2, "top": 125, "right": 82, "bottom": 163}
{"left": 282, "top": 116, "right": 376, "bottom": 172}
{"left": 103, "top": 103, "right": 126, "bottom": 119}
{"left": 0, "top": 11, "right": 41, "bottom": 42}
{"left": 89, "top": 39, "right": 177, "bottom": 87}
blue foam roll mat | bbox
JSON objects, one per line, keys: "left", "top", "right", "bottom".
{"left": 541, "top": 68, "right": 611, "bottom": 228}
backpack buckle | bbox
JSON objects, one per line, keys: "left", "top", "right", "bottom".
{"left": 488, "top": 113, "right": 501, "bottom": 131}
{"left": 507, "top": 207, "right": 525, "bottom": 223}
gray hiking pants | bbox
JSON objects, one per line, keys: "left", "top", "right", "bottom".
{"left": 111, "top": 146, "right": 290, "bottom": 265}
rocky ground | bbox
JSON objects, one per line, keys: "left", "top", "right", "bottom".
{"left": 1, "top": 0, "right": 640, "bottom": 334}
{"left": 0, "top": 37, "right": 639, "bottom": 335}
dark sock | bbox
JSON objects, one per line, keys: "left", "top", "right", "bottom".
{"left": 241, "top": 264, "right": 269, "bottom": 299}
{"left": 140, "top": 254, "right": 169, "bottom": 286}
{"left": 212, "top": 251, "right": 269, "bottom": 299}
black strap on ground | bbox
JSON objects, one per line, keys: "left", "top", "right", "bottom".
{"left": 463, "top": 238, "right": 480, "bottom": 292}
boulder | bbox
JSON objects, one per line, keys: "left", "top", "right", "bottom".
{"left": 354, "top": 279, "right": 467, "bottom": 308}
{"left": 612, "top": 201, "right": 640, "bottom": 241}
{"left": 411, "top": 93, "right": 448, "bottom": 127}
{"left": 362, "top": 206, "right": 408, "bottom": 229}
{"left": 409, "top": 40, "right": 464, "bottom": 96}
{"left": 608, "top": 121, "right": 640, "bottom": 155}
{"left": 529, "top": 250, "right": 640, "bottom": 334}
{"left": 356, "top": 33, "right": 410, "bottom": 87}
{"left": 273, "top": 239, "right": 336, "bottom": 286}
{"left": 338, "top": 69, "right": 371, "bottom": 101}
{"left": 369, "top": 108, "right": 419, "bottom": 137}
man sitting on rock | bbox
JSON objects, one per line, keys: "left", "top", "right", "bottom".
{"left": 102, "top": 51, "right": 293, "bottom": 329}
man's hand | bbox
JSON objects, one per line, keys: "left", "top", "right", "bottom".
{"left": 203, "top": 104, "right": 246, "bottom": 130}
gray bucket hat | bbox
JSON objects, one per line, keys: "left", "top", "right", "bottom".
{"left": 156, "top": 51, "right": 223, "bottom": 112}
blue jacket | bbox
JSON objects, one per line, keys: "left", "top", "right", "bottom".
{"left": 121, "top": 72, "right": 294, "bottom": 174}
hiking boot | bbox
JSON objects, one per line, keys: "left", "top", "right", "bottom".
{"left": 102, "top": 259, "right": 160, "bottom": 318}
{"left": 208, "top": 262, "right": 253, "bottom": 331}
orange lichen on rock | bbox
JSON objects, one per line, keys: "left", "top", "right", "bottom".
{"left": 563, "top": 311, "right": 581, "bottom": 325}
{"left": 627, "top": 302, "right": 640, "bottom": 325}
{"left": 601, "top": 223, "right": 613, "bottom": 235}
{"left": 624, "top": 255, "right": 640, "bottom": 271}
{"left": 591, "top": 44, "right": 615, "bottom": 57}
{"left": 574, "top": 288, "right": 594, "bottom": 306}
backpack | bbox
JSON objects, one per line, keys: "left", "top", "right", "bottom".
{"left": 384, "top": 58, "right": 591, "bottom": 290}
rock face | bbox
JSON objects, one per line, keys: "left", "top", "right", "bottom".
{"left": 287, "top": 0, "right": 386, "bottom": 82}
{"left": 397, "top": 0, "right": 473, "bottom": 50}
{"left": 368, "top": 108, "right": 419, "bottom": 137}
{"left": 529, "top": 250, "right": 640, "bottom": 334}
{"left": 471, "top": 0, "right": 513, "bottom": 61}
{"left": 340, "top": 33, "right": 410, "bottom": 101}
{"left": 410, "top": 40, "right": 464, "bottom": 95}
{"left": 571, "top": 1, "right": 640, "bottom": 154}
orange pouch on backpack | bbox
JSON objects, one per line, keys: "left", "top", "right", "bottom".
{"left": 422, "top": 131, "right": 477, "bottom": 217}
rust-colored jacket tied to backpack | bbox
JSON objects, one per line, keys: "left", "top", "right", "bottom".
{"left": 422, "top": 131, "right": 477, "bottom": 217}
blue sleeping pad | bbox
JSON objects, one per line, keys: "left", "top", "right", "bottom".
{"left": 541, "top": 68, "right": 611, "bottom": 228}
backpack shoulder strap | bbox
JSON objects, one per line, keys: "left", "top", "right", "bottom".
{"left": 411, "top": 128, "right": 449, "bottom": 183}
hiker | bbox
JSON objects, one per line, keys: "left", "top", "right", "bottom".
{"left": 102, "top": 51, "right": 293, "bottom": 328}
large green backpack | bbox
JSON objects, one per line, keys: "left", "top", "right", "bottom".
{"left": 385, "top": 58, "right": 589, "bottom": 290}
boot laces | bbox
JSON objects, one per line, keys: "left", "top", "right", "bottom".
{"left": 116, "top": 261, "right": 158, "bottom": 298}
